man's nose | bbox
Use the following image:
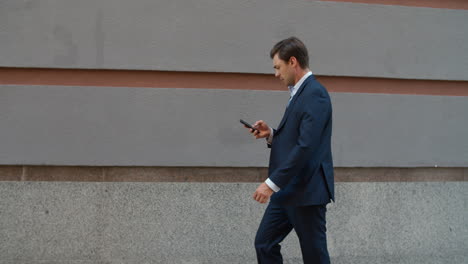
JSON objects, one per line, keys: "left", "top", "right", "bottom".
{"left": 275, "top": 72, "right": 280, "bottom": 78}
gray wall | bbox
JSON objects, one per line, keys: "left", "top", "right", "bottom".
{"left": 1, "top": 0, "right": 467, "bottom": 80}
{"left": 1, "top": 1, "right": 467, "bottom": 263}
{"left": 1, "top": 181, "right": 466, "bottom": 263}
{"left": 1, "top": 85, "right": 467, "bottom": 167}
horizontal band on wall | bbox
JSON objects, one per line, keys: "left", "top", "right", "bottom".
{"left": 1, "top": 68, "right": 467, "bottom": 96}
{"left": 1, "top": 166, "right": 466, "bottom": 182}
{"left": 2, "top": 85, "right": 467, "bottom": 166}
{"left": 318, "top": 0, "right": 468, "bottom": 10}
{"left": 2, "top": 1, "right": 467, "bottom": 80}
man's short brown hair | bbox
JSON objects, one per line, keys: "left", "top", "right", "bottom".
{"left": 270, "top": 37, "right": 309, "bottom": 69}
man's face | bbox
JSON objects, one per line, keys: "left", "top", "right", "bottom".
{"left": 273, "top": 53, "right": 294, "bottom": 87}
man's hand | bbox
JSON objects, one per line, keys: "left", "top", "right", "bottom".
{"left": 253, "top": 182, "right": 274, "bottom": 204}
{"left": 245, "top": 120, "right": 271, "bottom": 139}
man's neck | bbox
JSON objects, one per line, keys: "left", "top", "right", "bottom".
{"left": 294, "top": 68, "right": 311, "bottom": 85}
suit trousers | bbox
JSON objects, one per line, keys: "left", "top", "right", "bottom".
{"left": 254, "top": 203, "right": 330, "bottom": 264}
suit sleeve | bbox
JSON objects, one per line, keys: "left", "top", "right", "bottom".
{"left": 269, "top": 94, "right": 330, "bottom": 189}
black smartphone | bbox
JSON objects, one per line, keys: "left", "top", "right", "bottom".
{"left": 240, "top": 119, "right": 258, "bottom": 131}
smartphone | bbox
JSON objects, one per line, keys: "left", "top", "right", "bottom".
{"left": 240, "top": 119, "right": 258, "bottom": 131}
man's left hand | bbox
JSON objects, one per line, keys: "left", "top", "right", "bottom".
{"left": 253, "top": 182, "right": 274, "bottom": 203}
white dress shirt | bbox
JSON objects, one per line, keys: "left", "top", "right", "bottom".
{"left": 265, "top": 71, "right": 313, "bottom": 192}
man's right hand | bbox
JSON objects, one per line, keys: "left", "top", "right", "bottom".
{"left": 246, "top": 120, "right": 271, "bottom": 139}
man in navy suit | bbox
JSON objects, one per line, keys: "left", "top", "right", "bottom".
{"left": 246, "top": 37, "right": 334, "bottom": 264}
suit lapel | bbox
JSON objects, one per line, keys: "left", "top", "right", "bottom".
{"left": 276, "top": 75, "right": 313, "bottom": 132}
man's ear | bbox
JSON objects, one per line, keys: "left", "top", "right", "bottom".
{"left": 289, "top": 56, "right": 297, "bottom": 67}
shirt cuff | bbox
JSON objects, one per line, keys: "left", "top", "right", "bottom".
{"left": 265, "top": 178, "right": 280, "bottom": 192}
{"left": 266, "top": 127, "right": 274, "bottom": 144}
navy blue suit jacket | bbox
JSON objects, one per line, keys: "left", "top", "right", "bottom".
{"left": 268, "top": 75, "right": 334, "bottom": 206}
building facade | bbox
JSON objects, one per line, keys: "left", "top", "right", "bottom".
{"left": 1, "top": 0, "right": 467, "bottom": 263}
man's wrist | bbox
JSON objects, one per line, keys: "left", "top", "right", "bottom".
{"left": 266, "top": 127, "right": 274, "bottom": 144}
{"left": 265, "top": 178, "right": 280, "bottom": 192}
